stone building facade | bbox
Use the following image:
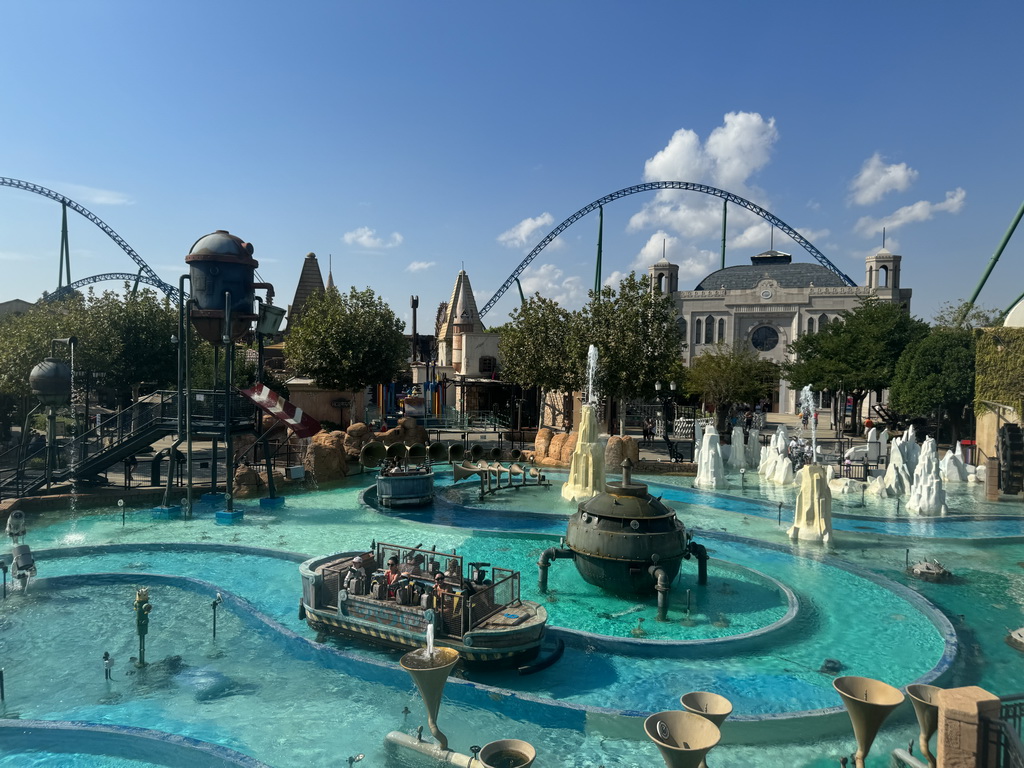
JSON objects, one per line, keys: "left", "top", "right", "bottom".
{"left": 651, "top": 247, "right": 912, "bottom": 413}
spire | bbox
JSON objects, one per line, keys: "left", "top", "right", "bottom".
{"left": 287, "top": 252, "right": 326, "bottom": 330}
{"left": 438, "top": 270, "right": 484, "bottom": 341}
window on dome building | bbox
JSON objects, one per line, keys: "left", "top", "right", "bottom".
{"left": 717, "top": 318, "right": 725, "bottom": 342}
{"left": 751, "top": 325, "right": 779, "bottom": 352}
{"left": 694, "top": 318, "right": 702, "bottom": 345}
{"left": 819, "top": 313, "right": 829, "bottom": 329}
{"left": 704, "top": 315, "right": 714, "bottom": 344}
{"left": 807, "top": 317, "right": 815, "bottom": 334}
{"left": 479, "top": 356, "right": 497, "bottom": 376}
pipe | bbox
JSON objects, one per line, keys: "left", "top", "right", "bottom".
{"left": 224, "top": 292, "right": 234, "bottom": 514}
{"left": 254, "top": 296, "right": 277, "bottom": 501}
{"left": 537, "top": 547, "right": 573, "bottom": 593}
{"left": 650, "top": 565, "right": 670, "bottom": 621}
{"left": 385, "top": 731, "right": 476, "bottom": 767}
{"left": 688, "top": 541, "right": 709, "bottom": 586}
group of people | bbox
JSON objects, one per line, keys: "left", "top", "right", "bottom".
{"left": 344, "top": 554, "right": 457, "bottom": 607}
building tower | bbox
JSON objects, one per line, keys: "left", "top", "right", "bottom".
{"left": 286, "top": 252, "right": 326, "bottom": 331}
{"left": 649, "top": 256, "right": 679, "bottom": 294}
{"left": 865, "top": 247, "right": 901, "bottom": 299}
{"left": 436, "top": 270, "right": 484, "bottom": 372}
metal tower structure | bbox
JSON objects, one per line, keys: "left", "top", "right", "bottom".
{"left": 479, "top": 181, "right": 856, "bottom": 317}
{"left": 0, "top": 177, "right": 179, "bottom": 302}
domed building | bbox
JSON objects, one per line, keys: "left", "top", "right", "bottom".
{"left": 650, "top": 247, "right": 912, "bottom": 414}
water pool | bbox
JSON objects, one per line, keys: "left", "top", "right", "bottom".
{"left": 2, "top": 469, "right": 1022, "bottom": 767}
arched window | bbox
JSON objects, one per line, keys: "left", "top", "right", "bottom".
{"left": 819, "top": 313, "right": 829, "bottom": 329}
{"left": 704, "top": 315, "right": 714, "bottom": 345}
{"left": 694, "top": 318, "right": 702, "bottom": 345}
{"left": 717, "top": 318, "right": 725, "bottom": 342}
{"left": 678, "top": 317, "right": 687, "bottom": 341}
{"left": 479, "top": 356, "right": 497, "bottom": 376}
{"left": 806, "top": 317, "right": 815, "bottom": 335}
{"left": 657, "top": 273, "right": 666, "bottom": 292}
{"left": 879, "top": 265, "right": 889, "bottom": 287}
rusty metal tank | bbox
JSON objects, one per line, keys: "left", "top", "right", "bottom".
{"left": 30, "top": 357, "right": 73, "bottom": 407}
{"left": 186, "top": 230, "right": 259, "bottom": 343}
{"left": 566, "top": 465, "right": 690, "bottom": 595}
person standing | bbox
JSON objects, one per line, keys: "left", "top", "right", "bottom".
{"left": 103, "top": 651, "right": 114, "bottom": 680}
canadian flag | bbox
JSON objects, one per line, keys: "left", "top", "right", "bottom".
{"left": 239, "top": 383, "right": 321, "bottom": 439}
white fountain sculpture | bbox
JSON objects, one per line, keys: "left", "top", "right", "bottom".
{"left": 770, "top": 451, "right": 795, "bottom": 486}
{"left": 902, "top": 431, "right": 921, "bottom": 477}
{"left": 940, "top": 442, "right": 967, "bottom": 483}
{"left": 692, "top": 420, "right": 704, "bottom": 467}
{"left": 694, "top": 425, "right": 728, "bottom": 490}
{"left": 561, "top": 345, "right": 606, "bottom": 503}
{"left": 745, "top": 428, "right": 761, "bottom": 468}
{"left": 727, "top": 432, "right": 748, "bottom": 471}
{"left": 789, "top": 464, "right": 833, "bottom": 544}
{"left": 905, "top": 438, "right": 949, "bottom": 515}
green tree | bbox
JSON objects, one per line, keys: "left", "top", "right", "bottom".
{"left": 285, "top": 286, "right": 407, "bottom": 392}
{"left": 498, "top": 295, "right": 585, "bottom": 396}
{"left": 785, "top": 298, "right": 928, "bottom": 434}
{"left": 933, "top": 299, "right": 1002, "bottom": 329}
{"left": 0, "top": 288, "right": 178, "bottom": 406}
{"left": 889, "top": 327, "right": 975, "bottom": 443}
{"left": 584, "top": 273, "right": 684, "bottom": 417}
{"left": 686, "top": 343, "right": 780, "bottom": 435}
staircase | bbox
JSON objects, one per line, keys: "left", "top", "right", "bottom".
{"left": 0, "top": 389, "right": 257, "bottom": 498}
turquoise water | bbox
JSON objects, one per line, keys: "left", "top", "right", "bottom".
{"left": 1, "top": 469, "right": 1022, "bottom": 766}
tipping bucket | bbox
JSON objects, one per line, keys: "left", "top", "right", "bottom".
{"left": 644, "top": 710, "right": 720, "bottom": 768}
{"left": 478, "top": 739, "right": 536, "bottom": 768}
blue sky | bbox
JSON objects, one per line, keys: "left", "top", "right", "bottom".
{"left": 2, "top": 1, "right": 1022, "bottom": 328}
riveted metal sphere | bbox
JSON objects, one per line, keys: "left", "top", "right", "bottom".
{"left": 30, "top": 357, "right": 73, "bottom": 407}
{"left": 185, "top": 230, "right": 259, "bottom": 343}
{"left": 566, "top": 479, "right": 689, "bottom": 595}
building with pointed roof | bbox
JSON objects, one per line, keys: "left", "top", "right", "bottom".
{"left": 286, "top": 252, "right": 326, "bottom": 331}
{"left": 422, "top": 269, "right": 516, "bottom": 420}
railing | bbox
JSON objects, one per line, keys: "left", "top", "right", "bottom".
{"left": 0, "top": 389, "right": 261, "bottom": 496}
{"left": 982, "top": 693, "right": 1024, "bottom": 768}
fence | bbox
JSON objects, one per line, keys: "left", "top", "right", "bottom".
{"left": 981, "top": 693, "right": 1024, "bottom": 768}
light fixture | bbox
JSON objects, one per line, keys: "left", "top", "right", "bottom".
{"left": 655, "top": 381, "right": 662, "bottom": 392}
{"left": 670, "top": 381, "right": 677, "bottom": 392}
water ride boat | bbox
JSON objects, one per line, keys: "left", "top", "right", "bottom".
{"left": 299, "top": 542, "right": 548, "bottom": 667}
{"left": 1008, "top": 627, "right": 1024, "bottom": 652}
{"left": 906, "top": 558, "right": 952, "bottom": 582}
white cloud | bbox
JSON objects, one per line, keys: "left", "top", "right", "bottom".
{"left": 630, "top": 232, "right": 718, "bottom": 281}
{"left": 55, "top": 182, "right": 134, "bottom": 206}
{"left": 0, "top": 251, "right": 29, "bottom": 261}
{"left": 630, "top": 112, "right": 779, "bottom": 242}
{"left": 406, "top": 260, "right": 435, "bottom": 272}
{"left": 497, "top": 213, "right": 555, "bottom": 249}
{"left": 855, "top": 188, "right": 966, "bottom": 237}
{"left": 342, "top": 226, "right": 404, "bottom": 249}
{"left": 849, "top": 153, "right": 919, "bottom": 206}
{"left": 518, "top": 263, "right": 588, "bottom": 308}
{"left": 603, "top": 270, "right": 627, "bottom": 288}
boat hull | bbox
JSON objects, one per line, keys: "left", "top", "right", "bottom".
{"left": 302, "top": 601, "right": 543, "bottom": 667}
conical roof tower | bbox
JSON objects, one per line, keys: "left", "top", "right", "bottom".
{"left": 287, "top": 252, "right": 326, "bottom": 330}
{"left": 437, "top": 270, "right": 484, "bottom": 371}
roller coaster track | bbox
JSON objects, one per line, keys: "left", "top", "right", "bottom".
{"left": 480, "top": 181, "right": 855, "bottom": 317}
{"left": 0, "top": 177, "right": 179, "bottom": 302}
{"left": 46, "top": 272, "right": 178, "bottom": 300}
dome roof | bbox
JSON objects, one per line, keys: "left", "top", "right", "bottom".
{"left": 693, "top": 262, "right": 848, "bottom": 291}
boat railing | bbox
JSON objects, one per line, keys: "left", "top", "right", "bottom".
{"left": 465, "top": 568, "right": 521, "bottom": 629}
